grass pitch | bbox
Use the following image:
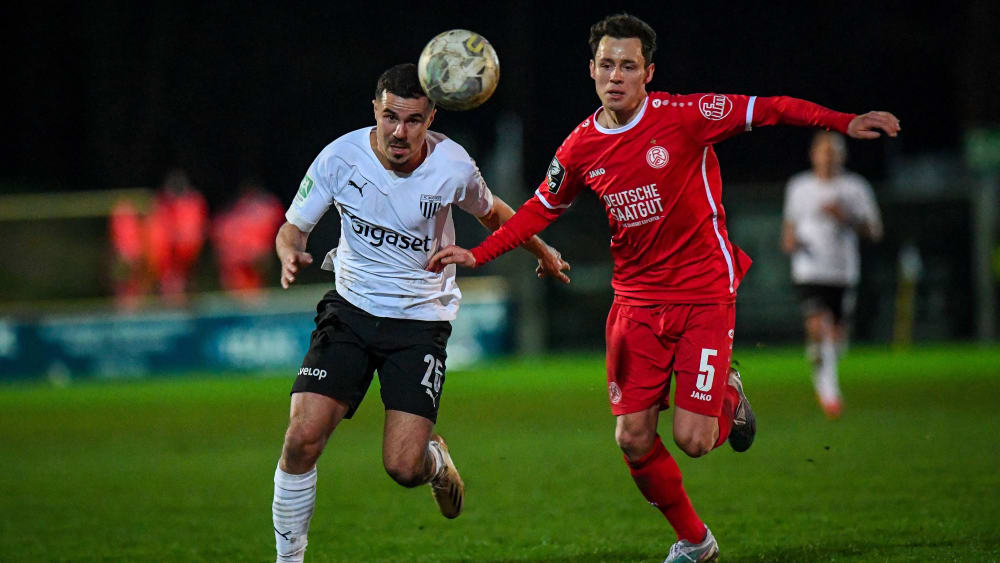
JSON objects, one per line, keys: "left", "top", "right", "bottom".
{"left": 1, "top": 345, "right": 999, "bottom": 562}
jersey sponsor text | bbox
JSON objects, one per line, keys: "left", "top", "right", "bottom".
{"left": 602, "top": 184, "right": 664, "bottom": 226}
{"left": 344, "top": 210, "right": 433, "bottom": 252}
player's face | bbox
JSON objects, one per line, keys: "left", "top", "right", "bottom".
{"left": 372, "top": 92, "right": 436, "bottom": 172}
{"left": 810, "top": 136, "right": 844, "bottom": 177}
{"left": 589, "top": 36, "right": 654, "bottom": 117}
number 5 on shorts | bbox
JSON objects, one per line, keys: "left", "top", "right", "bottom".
{"left": 697, "top": 348, "right": 717, "bottom": 392}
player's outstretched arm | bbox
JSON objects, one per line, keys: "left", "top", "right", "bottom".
{"left": 847, "top": 111, "right": 901, "bottom": 140}
{"left": 474, "top": 196, "right": 571, "bottom": 284}
{"left": 275, "top": 221, "right": 313, "bottom": 289}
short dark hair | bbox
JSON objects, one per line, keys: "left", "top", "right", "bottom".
{"left": 589, "top": 13, "right": 657, "bottom": 67}
{"left": 375, "top": 63, "right": 433, "bottom": 108}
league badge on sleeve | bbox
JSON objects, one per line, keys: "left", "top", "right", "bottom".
{"left": 699, "top": 94, "right": 733, "bottom": 121}
{"left": 545, "top": 156, "right": 565, "bottom": 194}
{"left": 295, "top": 175, "right": 314, "bottom": 204}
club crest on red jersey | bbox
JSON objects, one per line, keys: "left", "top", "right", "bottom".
{"left": 545, "top": 156, "right": 565, "bottom": 194}
{"left": 646, "top": 146, "right": 669, "bottom": 169}
{"left": 699, "top": 94, "right": 733, "bottom": 121}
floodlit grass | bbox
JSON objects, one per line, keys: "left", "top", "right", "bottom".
{"left": 1, "top": 344, "right": 999, "bottom": 562}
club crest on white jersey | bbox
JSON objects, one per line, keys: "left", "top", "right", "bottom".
{"left": 420, "top": 194, "right": 443, "bottom": 219}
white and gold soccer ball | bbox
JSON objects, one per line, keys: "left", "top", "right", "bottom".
{"left": 417, "top": 29, "right": 499, "bottom": 111}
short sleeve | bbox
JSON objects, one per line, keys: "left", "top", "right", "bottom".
{"left": 455, "top": 164, "right": 495, "bottom": 218}
{"left": 533, "top": 138, "right": 585, "bottom": 211}
{"left": 678, "top": 94, "right": 757, "bottom": 146}
{"left": 285, "top": 152, "right": 341, "bottom": 232}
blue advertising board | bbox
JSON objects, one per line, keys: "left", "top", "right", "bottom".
{"left": 0, "top": 282, "right": 510, "bottom": 381}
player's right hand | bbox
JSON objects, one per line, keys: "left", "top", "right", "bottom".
{"left": 847, "top": 111, "right": 900, "bottom": 140}
{"left": 427, "top": 245, "right": 476, "bottom": 273}
{"left": 280, "top": 251, "right": 313, "bottom": 289}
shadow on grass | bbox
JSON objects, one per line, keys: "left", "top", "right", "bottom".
{"left": 475, "top": 550, "right": 653, "bottom": 563}
{"left": 721, "top": 538, "right": 975, "bottom": 563}
{"left": 470, "top": 537, "right": 984, "bottom": 563}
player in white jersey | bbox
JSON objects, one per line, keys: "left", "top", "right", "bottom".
{"left": 781, "top": 131, "right": 883, "bottom": 418}
{"left": 270, "top": 64, "right": 570, "bottom": 562}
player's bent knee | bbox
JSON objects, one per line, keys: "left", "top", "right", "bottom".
{"left": 615, "top": 426, "right": 656, "bottom": 460}
{"left": 383, "top": 461, "right": 426, "bottom": 488}
{"left": 673, "top": 432, "right": 713, "bottom": 458}
{"left": 282, "top": 423, "right": 327, "bottom": 469}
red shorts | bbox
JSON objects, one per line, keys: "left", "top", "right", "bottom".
{"left": 605, "top": 300, "right": 735, "bottom": 417}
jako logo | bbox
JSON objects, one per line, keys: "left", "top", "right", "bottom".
{"left": 690, "top": 390, "right": 712, "bottom": 401}
{"left": 299, "top": 367, "right": 327, "bottom": 380}
{"left": 588, "top": 168, "right": 605, "bottom": 179}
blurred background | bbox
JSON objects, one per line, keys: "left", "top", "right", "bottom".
{"left": 2, "top": 1, "right": 998, "bottom": 380}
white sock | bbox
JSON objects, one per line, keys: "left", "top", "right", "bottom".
{"left": 427, "top": 440, "right": 445, "bottom": 481}
{"left": 272, "top": 465, "right": 317, "bottom": 563}
{"left": 818, "top": 338, "right": 841, "bottom": 403}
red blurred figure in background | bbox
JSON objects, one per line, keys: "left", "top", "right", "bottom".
{"left": 109, "top": 198, "right": 149, "bottom": 309}
{"left": 211, "top": 179, "right": 285, "bottom": 299}
{"left": 146, "top": 168, "right": 208, "bottom": 303}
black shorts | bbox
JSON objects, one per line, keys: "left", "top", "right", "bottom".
{"left": 291, "top": 290, "right": 452, "bottom": 422}
{"left": 795, "top": 283, "right": 856, "bottom": 323}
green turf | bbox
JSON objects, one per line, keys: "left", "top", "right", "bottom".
{"left": 1, "top": 344, "right": 999, "bottom": 562}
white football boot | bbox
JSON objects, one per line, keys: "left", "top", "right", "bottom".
{"left": 664, "top": 527, "right": 719, "bottom": 563}
{"left": 428, "top": 433, "right": 464, "bottom": 518}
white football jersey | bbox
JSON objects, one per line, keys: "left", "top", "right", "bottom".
{"left": 783, "top": 170, "right": 881, "bottom": 286}
{"left": 286, "top": 127, "right": 494, "bottom": 321}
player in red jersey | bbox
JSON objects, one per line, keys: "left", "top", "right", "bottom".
{"left": 428, "top": 13, "right": 899, "bottom": 562}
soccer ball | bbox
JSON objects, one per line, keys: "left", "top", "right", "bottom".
{"left": 417, "top": 29, "right": 500, "bottom": 111}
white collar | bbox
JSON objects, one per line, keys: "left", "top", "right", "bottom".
{"left": 592, "top": 96, "right": 649, "bottom": 135}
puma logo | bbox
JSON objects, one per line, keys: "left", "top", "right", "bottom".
{"left": 348, "top": 179, "right": 365, "bottom": 196}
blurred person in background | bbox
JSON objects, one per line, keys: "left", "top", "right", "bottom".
{"left": 108, "top": 197, "right": 149, "bottom": 310}
{"left": 269, "top": 63, "right": 569, "bottom": 563}
{"left": 146, "top": 168, "right": 208, "bottom": 304}
{"left": 429, "top": 13, "right": 899, "bottom": 562}
{"left": 781, "top": 131, "right": 883, "bottom": 419}
{"left": 211, "top": 179, "right": 285, "bottom": 300}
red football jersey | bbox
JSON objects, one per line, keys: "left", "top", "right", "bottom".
{"left": 472, "top": 92, "right": 855, "bottom": 303}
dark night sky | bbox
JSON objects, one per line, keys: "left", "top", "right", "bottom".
{"left": 3, "top": 1, "right": 995, "bottom": 208}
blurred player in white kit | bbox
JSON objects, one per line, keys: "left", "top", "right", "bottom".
{"left": 782, "top": 131, "right": 883, "bottom": 418}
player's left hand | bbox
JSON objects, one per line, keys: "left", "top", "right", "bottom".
{"left": 536, "top": 245, "right": 571, "bottom": 284}
{"left": 847, "top": 111, "right": 901, "bottom": 140}
{"left": 427, "top": 245, "right": 476, "bottom": 273}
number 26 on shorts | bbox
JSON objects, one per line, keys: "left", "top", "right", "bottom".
{"left": 421, "top": 354, "right": 444, "bottom": 393}
{"left": 697, "top": 348, "right": 717, "bottom": 392}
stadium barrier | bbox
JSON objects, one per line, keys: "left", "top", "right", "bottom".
{"left": 0, "top": 278, "right": 511, "bottom": 382}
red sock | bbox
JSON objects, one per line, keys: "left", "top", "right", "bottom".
{"left": 713, "top": 384, "right": 740, "bottom": 449}
{"left": 626, "top": 435, "right": 706, "bottom": 543}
